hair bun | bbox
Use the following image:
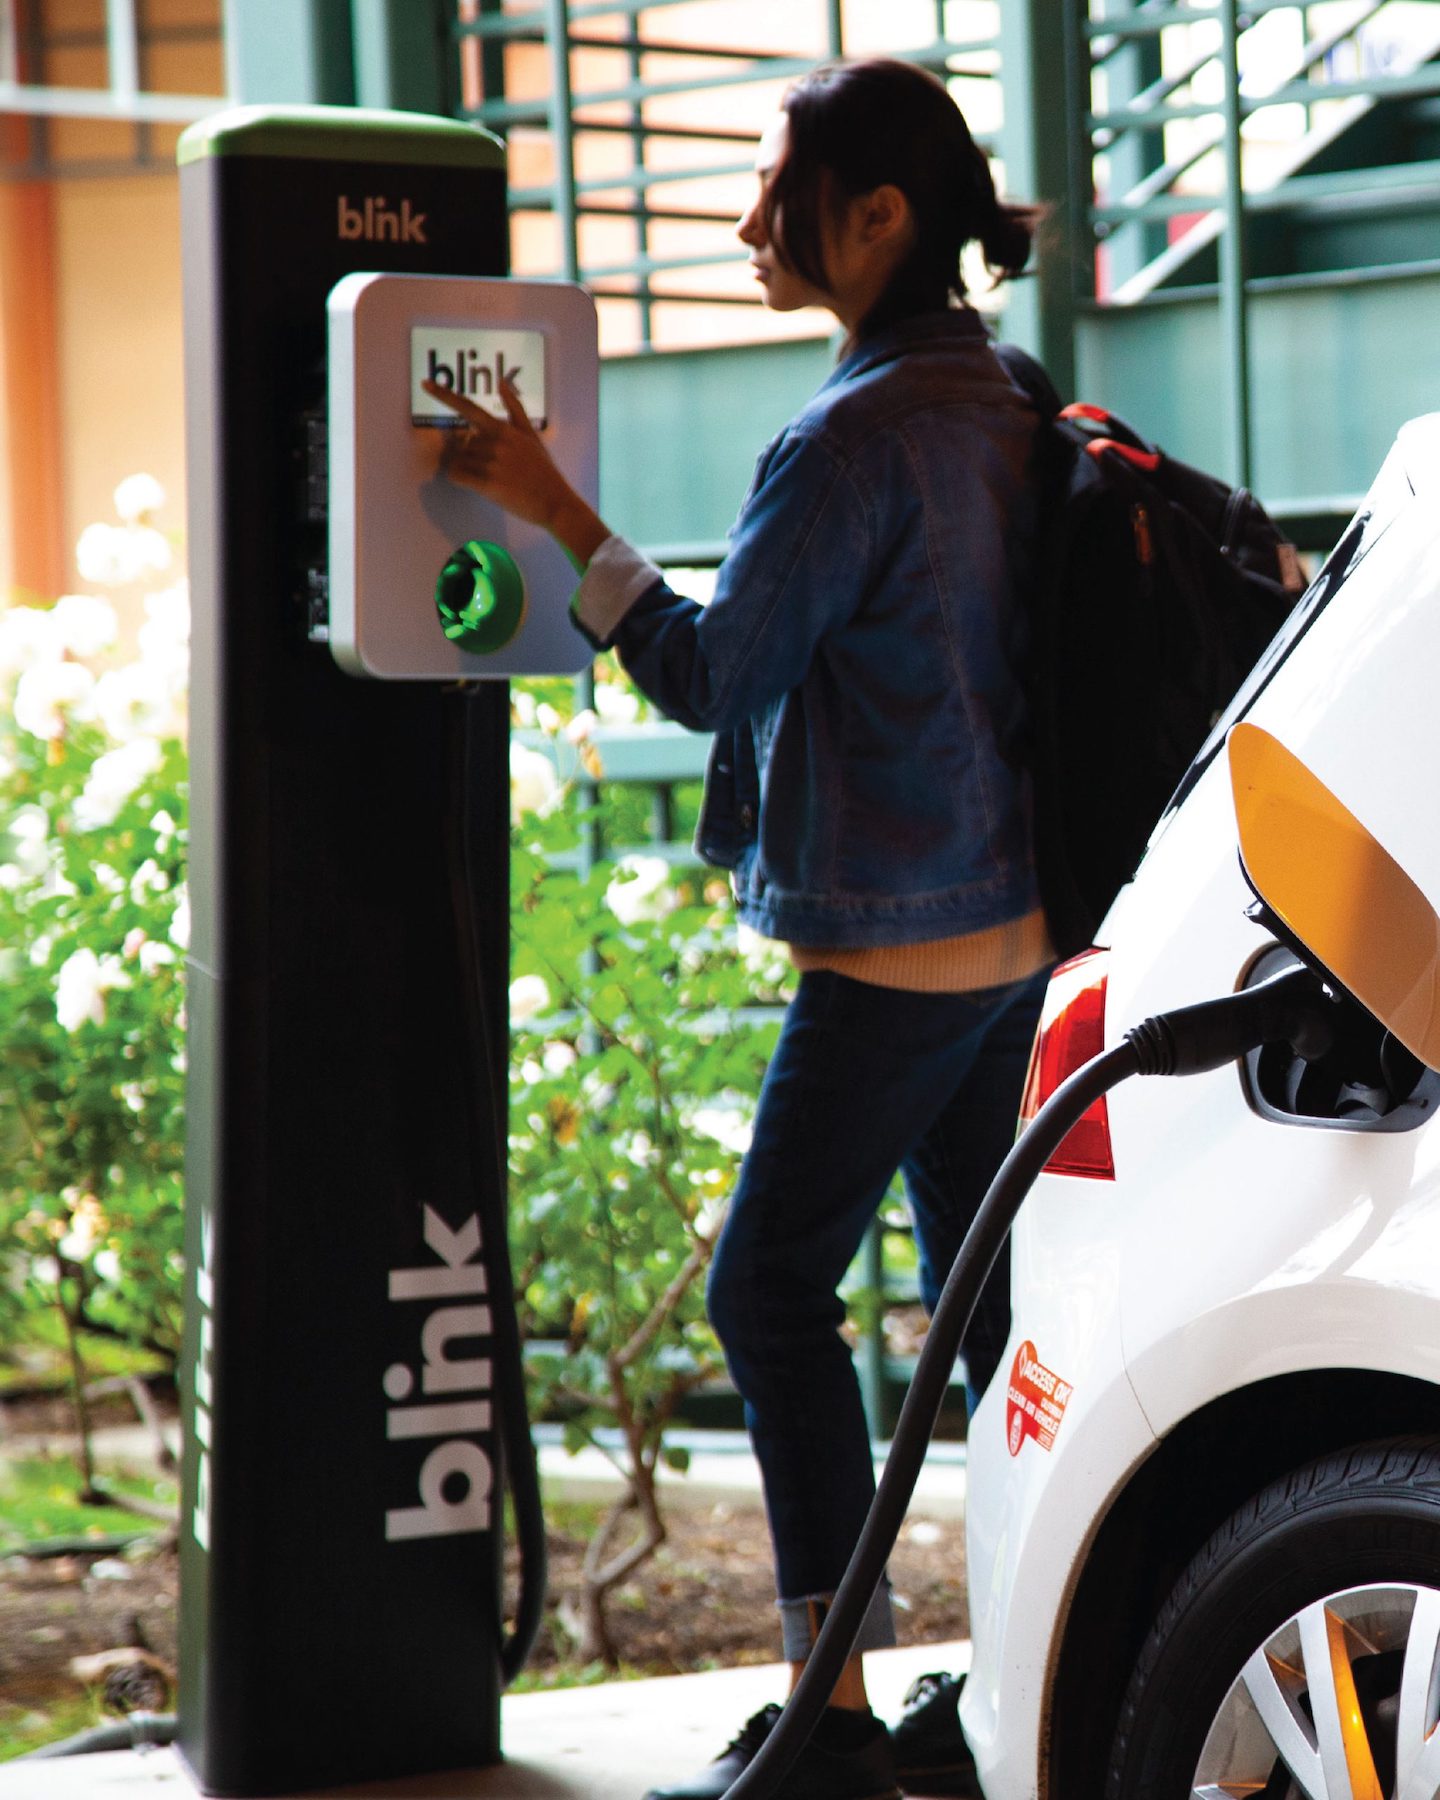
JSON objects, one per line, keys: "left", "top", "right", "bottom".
{"left": 980, "top": 201, "right": 1038, "bottom": 282}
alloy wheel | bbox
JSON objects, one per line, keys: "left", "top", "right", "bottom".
{"left": 1192, "top": 1583, "right": 1440, "bottom": 1799}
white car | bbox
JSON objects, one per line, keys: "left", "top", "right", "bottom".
{"left": 962, "top": 416, "right": 1440, "bottom": 1800}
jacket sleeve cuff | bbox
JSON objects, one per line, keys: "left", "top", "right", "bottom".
{"left": 571, "top": 534, "right": 666, "bottom": 646}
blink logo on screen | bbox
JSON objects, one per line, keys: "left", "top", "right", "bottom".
{"left": 411, "top": 328, "right": 548, "bottom": 429}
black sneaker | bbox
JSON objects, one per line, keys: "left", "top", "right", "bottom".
{"left": 642, "top": 1702, "right": 902, "bottom": 1800}
{"left": 889, "top": 1673, "right": 981, "bottom": 1797}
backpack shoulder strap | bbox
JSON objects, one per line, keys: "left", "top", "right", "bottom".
{"left": 991, "top": 340, "right": 1064, "bottom": 420}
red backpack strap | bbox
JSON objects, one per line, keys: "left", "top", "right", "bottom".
{"left": 1083, "top": 437, "right": 1162, "bottom": 473}
{"left": 1059, "top": 402, "right": 1111, "bottom": 425}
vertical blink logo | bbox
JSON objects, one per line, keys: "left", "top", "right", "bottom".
{"left": 384, "top": 1206, "right": 495, "bottom": 1542}
{"left": 338, "top": 194, "right": 428, "bottom": 244}
{"left": 190, "top": 1207, "right": 216, "bottom": 1550}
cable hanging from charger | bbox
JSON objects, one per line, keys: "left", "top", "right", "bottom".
{"left": 722, "top": 964, "right": 1335, "bottom": 1800}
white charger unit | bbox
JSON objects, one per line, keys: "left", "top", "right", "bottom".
{"left": 327, "top": 272, "right": 598, "bottom": 679}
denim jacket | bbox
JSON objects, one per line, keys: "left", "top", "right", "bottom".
{"left": 572, "top": 309, "right": 1043, "bottom": 949}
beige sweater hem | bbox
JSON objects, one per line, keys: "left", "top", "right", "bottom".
{"left": 788, "top": 907, "right": 1055, "bottom": 993}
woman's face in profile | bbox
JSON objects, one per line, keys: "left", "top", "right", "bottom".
{"left": 736, "top": 113, "right": 829, "bottom": 315}
{"left": 736, "top": 110, "right": 915, "bottom": 330}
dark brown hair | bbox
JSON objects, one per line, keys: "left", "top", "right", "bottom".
{"left": 762, "top": 59, "right": 1039, "bottom": 336}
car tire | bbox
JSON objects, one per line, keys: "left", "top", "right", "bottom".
{"left": 1106, "top": 1435, "right": 1440, "bottom": 1799}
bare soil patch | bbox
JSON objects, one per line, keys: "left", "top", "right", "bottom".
{"left": 0, "top": 1395, "right": 967, "bottom": 1736}
{"left": 518, "top": 1500, "right": 968, "bottom": 1676}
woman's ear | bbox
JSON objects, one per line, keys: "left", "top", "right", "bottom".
{"left": 857, "top": 183, "right": 913, "bottom": 247}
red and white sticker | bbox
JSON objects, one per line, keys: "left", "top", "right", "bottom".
{"left": 1005, "top": 1340, "right": 1073, "bottom": 1457}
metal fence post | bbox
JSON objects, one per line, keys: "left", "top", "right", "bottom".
{"left": 1220, "top": 0, "right": 1253, "bottom": 489}
{"left": 223, "top": 0, "right": 354, "bottom": 105}
{"left": 351, "top": 0, "right": 453, "bottom": 114}
{"left": 998, "top": 0, "right": 1078, "bottom": 399}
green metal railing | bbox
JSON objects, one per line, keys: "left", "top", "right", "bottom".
{"left": 455, "top": 0, "right": 1001, "bottom": 342}
{"left": 1071, "top": 0, "right": 1440, "bottom": 487}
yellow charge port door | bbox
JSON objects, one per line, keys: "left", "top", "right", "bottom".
{"left": 1229, "top": 720, "right": 1440, "bottom": 1072}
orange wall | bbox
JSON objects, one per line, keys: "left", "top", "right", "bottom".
{"left": 1, "top": 0, "right": 216, "bottom": 632}
{"left": 53, "top": 172, "right": 187, "bottom": 629}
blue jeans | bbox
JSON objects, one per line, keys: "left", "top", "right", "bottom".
{"left": 706, "top": 965, "right": 1049, "bottom": 1661}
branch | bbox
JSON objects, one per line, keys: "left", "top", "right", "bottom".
{"left": 547, "top": 1407, "right": 636, "bottom": 1487}
{"left": 613, "top": 1235, "right": 714, "bottom": 1373}
{"left": 582, "top": 1491, "right": 666, "bottom": 1593}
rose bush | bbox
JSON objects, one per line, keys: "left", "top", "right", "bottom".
{"left": 0, "top": 480, "right": 188, "bottom": 1484}
{"left": 506, "top": 680, "right": 791, "bottom": 1663}
{"left": 0, "top": 525, "right": 793, "bottom": 1648}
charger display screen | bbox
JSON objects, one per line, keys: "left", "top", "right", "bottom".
{"left": 410, "top": 327, "right": 548, "bottom": 429}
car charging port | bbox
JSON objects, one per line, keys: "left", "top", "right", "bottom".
{"left": 1243, "top": 944, "right": 1440, "bottom": 1130}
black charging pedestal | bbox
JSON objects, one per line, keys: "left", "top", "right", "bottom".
{"left": 177, "top": 108, "right": 515, "bottom": 1796}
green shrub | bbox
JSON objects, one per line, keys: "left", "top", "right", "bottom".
{"left": 0, "top": 487, "right": 188, "bottom": 1483}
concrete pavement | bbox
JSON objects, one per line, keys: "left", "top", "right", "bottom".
{"left": 0, "top": 1639, "right": 972, "bottom": 1798}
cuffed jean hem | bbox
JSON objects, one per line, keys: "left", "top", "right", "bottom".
{"left": 778, "top": 1583, "right": 897, "bottom": 1663}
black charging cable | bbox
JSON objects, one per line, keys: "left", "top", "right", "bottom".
{"left": 722, "top": 963, "right": 1335, "bottom": 1800}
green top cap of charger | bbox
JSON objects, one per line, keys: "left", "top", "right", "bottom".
{"left": 177, "top": 105, "right": 504, "bottom": 170}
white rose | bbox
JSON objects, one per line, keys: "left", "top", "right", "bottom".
{"left": 169, "top": 891, "right": 191, "bottom": 950}
{"left": 55, "top": 948, "right": 130, "bottom": 1032}
{"left": 92, "top": 663, "right": 180, "bottom": 743}
{"left": 594, "top": 682, "right": 640, "bottom": 724}
{"left": 687, "top": 1103, "right": 754, "bottom": 1156}
{"left": 73, "top": 737, "right": 164, "bottom": 830}
{"left": 605, "top": 853, "right": 676, "bottom": 927}
{"left": 137, "top": 583, "right": 190, "bottom": 677}
{"left": 0, "top": 604, "right": 64, "bottom": 678}
{"left": 14, "top": 660, "right": 94, "bottom": 740}
{"left": 9, "top": 805, "right": 50, "bottom": 879}
{"left": 736, "top": 922, "right": 790, "bottom": 982}
{"left": 113, "top": 473, "right": 165, "bottom": 522}
{"left": 565, "top": 708, "right": 598, "bottom": 744}
{"left": 510, "top": 742, "right": 558, "bottom": 822}
{"left": 509, "top": 973, "right": 551, "bottom": 1023}
{"left": 131, "top": 525, "right": 173, "bottom": 576}
{"left": 129, "top": 857, "right": 171, "bottom": 902}
{"left": 76, "top": 522, "right": 140, "bottom": 587}
{"left": 59, "top": 1194, "right": 105, "bottom": 1263}
{"left": 542, "top": 1041, "right": 578, "bottom": 1076}
{"left": 512, "top": 690, "right": 538, "bottom": 727}
{"left": 139, "top": 940, "right": 177, "bottom": 977}
{"left": 51, "top": 594, "right": 118, "bottom": 658}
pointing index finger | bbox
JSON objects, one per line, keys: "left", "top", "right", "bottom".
{"left": 421, "top": 379, "right": 497, "bottom": 429}
{"left": 498, "top": 376, "right": 537, "bottom": 433}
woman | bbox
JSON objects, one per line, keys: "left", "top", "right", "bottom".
{"left": 429, "top": 57, "right": 1054, "bottom": 1800}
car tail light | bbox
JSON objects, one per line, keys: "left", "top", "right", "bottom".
{"left": 1018, "top": 948, "right": 1115, "bottom": 1179}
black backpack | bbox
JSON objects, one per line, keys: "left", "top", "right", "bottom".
{"left": 996, "top": 348, "right": 1305, "bottom": 960}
